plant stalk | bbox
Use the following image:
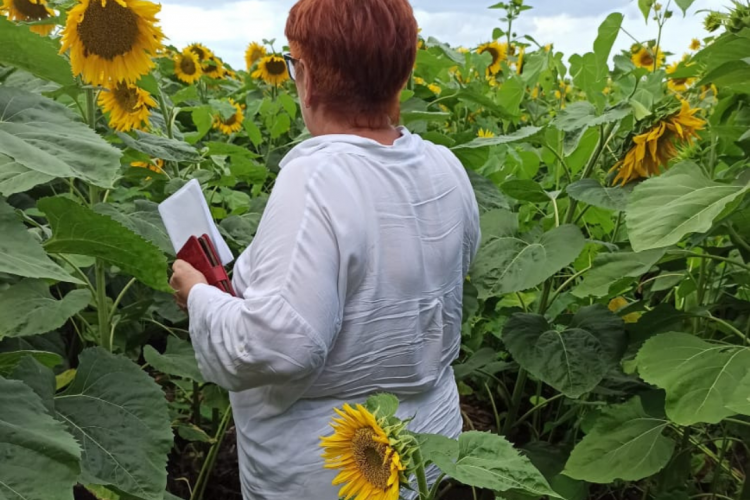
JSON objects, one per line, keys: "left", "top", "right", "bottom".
{"left": 192, "top": 406, "right": 233, "bottom": 500}
{"left": 414, "top": 447, "right": 430, "bottom": 500}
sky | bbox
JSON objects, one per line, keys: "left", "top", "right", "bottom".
{"left": 158, "top": 0, "right": 729, "bottom": 70}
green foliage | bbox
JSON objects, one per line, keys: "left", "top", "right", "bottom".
{"left": 0, "top": 18, "right": 74, "bottom": 87}
{"left": 143, "top": 337, "right": 204, "bottom": 383}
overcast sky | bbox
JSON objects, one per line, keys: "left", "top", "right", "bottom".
{"left": 158, "top": 0, "right": 728, "bottom": 70}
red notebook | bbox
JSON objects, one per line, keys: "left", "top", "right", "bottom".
{"left": 177, "top": 234, "right": 236, "bottom": 296}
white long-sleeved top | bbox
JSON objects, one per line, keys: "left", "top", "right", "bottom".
{"left": 187, "top": 127, "right": 480, "bottom": 499}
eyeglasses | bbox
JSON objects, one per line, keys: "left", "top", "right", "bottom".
{"left": 283, "top": 53, "right": 298, "bottom": 82}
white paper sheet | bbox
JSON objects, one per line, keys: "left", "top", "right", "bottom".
{"left": 158, "top": 179, "right": 234, "bottom": 265}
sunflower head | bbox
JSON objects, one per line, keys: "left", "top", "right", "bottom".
{"left": 477, "top": 40, "right": 508, "bottom": 75}
{"left": 251, "top": 54, "right": 289, "bottom": 86}
{"left": 666, "top": 61, "right": 695, "bottom": 93}
{"left": 60, "top": 0, "right": 164, "bottom": 85}
{"left": 608, "top": 297, "right": 642, "bottom": 323}
{"left": 689, "top": 38, "right": 702, "bottom": 51}
{"left": 478, "top": 128, "right": 495, "bottom": 138}
{"left": 186, "top": 42, "right": 213, "bottom": 63}
{"left": 173, "top": 48, "right": 202, "bottom": 84}
{"left": 98, "top": 80, "right": 156, "bottom": 132}
{"left": 131, "top": 158, "right": 164, "bottom": 174}
{"left": 321, "top": 403, "right": 411, "bottom": 500}
{"left": 631, "top": 45, "right": 665, "bottom": 71}
{"left": 203, "top": 56, "right": 225, "bottom": 79}
{"left": 212, "top": 98, "right": 244, "bottom": 135}
{"left": 245, "top": 41, "right": 267, "bottom": 70}
{"left": 2, "top": 0, "right": 56, "bottom": 35}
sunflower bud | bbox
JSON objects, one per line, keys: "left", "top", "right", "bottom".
{"left": 704, "top": 12, "right": 725, "bottom": 32}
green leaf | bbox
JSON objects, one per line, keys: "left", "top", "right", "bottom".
{"left": 117, "top": 130, "right": 201, "bottom": 162}
{"left": 143, "top": 337, "right": 204, "bottom": 383}
{"left": 94, "top": 202, "right": 173, "bottom": 256}
{"left": 564, "top": 396, "right": 674, "bottom": 482}
{"left": 467, "top": 170, "right": 510, "bottom": 214}
{"left": 573, "top": 248, "right": 666, "bottom": 298}
{"left": 698, "top": 60, "right": 750, "bottom": 94}
{"left": 10, "top": 356, "right": 57, "bottom": 415}
{"left": 627, "top": 162, "right": 750, "bottom": 252}
{"left": 638, "top": 0, "right": 653, "bottom": 22}
{"left": 401, "top": 110, "right": 451, "bottom": 125}
{"left": 0, "top": 197, "right": 81, "bottom": 283}
{"left": 552, "top": 102, "right": 630, "bottom": 132}
{"left": 243, "top": 118, "right": 263, "bottom": 147}
{"left": 567, "top": 179, "right": 629, "bottom": 211}
{"left": 270, "top": 113, "right": 291, "bottom": 139}
{"left": 500, "top": 179, "right": 551, "bottom": 203}
{"left": 0, "top": 280, "right": 90, "bottom": 340}
{"left": 277, "top": 93, "right": 298, "bottom": 119}
{"left": 503, "top": 305, "right": 626, "bottom": 397}
{"left": 55, "top": 348, "right": 173, "bottom": 500}
{"left": 187, "top": 106, "right": 212, "bottom": 144}
{"left": 471, "top": 224, "right": 585, "bottom": 299}
{"left": 728, "top": 372, "right": 750, "bottom": 416}
{"left": 0, "top": 376, "right": 81, "bottom": 500}
{"left": 0, "top": 87, "right": 122, "bottom": 196}
{"left": 636, "top": 333, "right": 750, "bottom": 425}
{"left": 170, "top": 85, "right": 198, "bottom": 105}
{"left": 39, "top": 197, "right": 170, "bottom": 292}
{"left": 364, "top": 393, "right": 399, "bottom": 418}
{"left": 421, "top": 431, "right": 560, "bottom": 497}
{"left": 497, "top": 76, "right": 525, "bottom": 116}
{"left": 208, "top": 99, "right": 236, "bottom": 121}
{"left": 0, "top": 350, "right": 62, "bottom": 377}
{"left": 675, "top": 0, "right": 696, "bottom": 15}
{"left": 453, "top": 126, "right": 541, "bottom": 149}
{"left": 593, "top": 13, "right": 624, "bottom": 71}
{"left": 569, "top": 53, "right": 606, "bottom": 109}
{"left": 0, "top": 17, "right": 74, "bottom": 87}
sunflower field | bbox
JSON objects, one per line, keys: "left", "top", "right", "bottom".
{"left": 1, "top": 0, "right": 750, "bottom": 498}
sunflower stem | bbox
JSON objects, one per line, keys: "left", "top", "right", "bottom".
{"left": 413, "top": 447, "right": 430, "bottom": 500}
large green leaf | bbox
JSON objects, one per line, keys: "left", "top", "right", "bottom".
{"left": 675, "top": 0, "right": 696, "bottom": 15}
{"left": 54, "top": 348, "right": 173, "bottom": 500}
{"left": 500, "top": 179, "right": 551, "bottom": 203}
{"left": 497, "top": 77, "right": 524, "bottom": 116}
{"left": 10, "top": 356, "right": 56, "bottom": 415}
{"left": 0, "top": 376, "right": 81, "bottom": 500}
{"left": 0, "top": 18, "right": 73, "bottom": 87}
{"left": 419, "top": 431, "right": 560, "bottom": 498}
{"left": 728, "top": 372, "right": 750, "bottom": 416}
{"left": 453, "top": 126, "right": 541, "bottom": 149}
{"left": 95, "top": 202, "right": 173, "bottom": 256}
{"left": 471, "top": 224, "right": 585, "bottom": 299}
{"left": 117, "top": 130, "right": 201, "bottom": 163}
{"left": 627, "top": 162, "right": 750, "bottom": 252}
{"left": 573, "top": 248, "right": 666, "bottom": 298}
{"left": 552, "top": 102, "right": 630, "bottom": 133}
{"left": 467, "top": 170, "right": 510, "bottom": 214}
{"left": 143, "top": 337, "right": 204, "bottom": 383}
{"left": 503, "top": 305, "right": 626, "bottom": 398}
{"left": 564, "top": 396, "right": 674, "bottom": 483}
{"left": 593, "top": 13, "right": 623, "bottom": 70}
{"left": 0, "top": 350, "right": 62, "bottom": 377}
{"left": 39, "top": 197, "right": 171, "bottom": 292}
{"left": 0, "top": 88, "right": 122, "bottom": 196}
{"left": 0, "top": 198, "right": 81, "bottom": 283}
{"left": 0, "top": 280, "right": 90, "bottom": 340}
{"left": 566, "top": 179, "right": 630, "bottom": 211}
{"left": 636, "top": 333, "right": 750, "bottom": 425}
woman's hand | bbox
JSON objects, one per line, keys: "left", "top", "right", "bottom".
{"left": 170, "top": 259, "right": 208, "bottom": 311}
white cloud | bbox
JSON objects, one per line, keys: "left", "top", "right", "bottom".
{"left": 158, "top": 0, "right": 727, "bottom": 69}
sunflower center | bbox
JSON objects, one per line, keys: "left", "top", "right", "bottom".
{"left": 12, "top": 0, "right": 50, "bottom": 20}
{"left": 352, "top": 428, "right": 392, "bottom": 491}
{"left": 77, "top": 0, "right": 139, "bottom": 60}
{"left": 180, "top": 56, "right": 197, "bottom": 75}
{"left": 486, "top": 47, "right": 499, "bottom": 63}
{"left": 266, "top": 59, "right": 287, "bottom": 76}
{"left": 673, "top": 78, "right": 688, "bottom": 86}
{"left": 640, "top": 53, "right": 654, "bottom": 66}
{"left": 190, "top": 46, "right": 206, "bottom": 61}
{"left": 113, "top": 83, "right": 140, "bottom": 113}
{"left": 223, "top": 113, "right": 237, "bottom": 126}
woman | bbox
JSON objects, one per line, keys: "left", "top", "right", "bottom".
{"left": 170, "top": 0, "right": 480, "bottom": 498}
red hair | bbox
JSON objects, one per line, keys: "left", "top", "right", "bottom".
{"left": 285, "top": 0, "right": 418, "bottom": 127}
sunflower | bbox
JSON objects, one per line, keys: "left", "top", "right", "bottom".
{"left": 203, "top": 56, "right": 225, "bottom": 79}
{"left": 60, "top": 0, "right": 164, "bottom": 85}
{"left": 478, "top": 128, "right": 495, "bottom": 138}
{"left": 245, "top": 41, "right": 266, "bottom": 70}
{"left": 608, "top": 297, "right": 642, "bottom": 324}
{"left": 252, "top": 55, "right": 289, "bottom": 86}
{"left": 131, "top": 158, "right": 164, "bottom": 174}
{"left": 413, "top": 76, "right": 426, "bottom": 86}
{"left": 610, "top": 100, "right": 705, "bottom": 186}
{"left": 631, "top": 45, "right": 665, "bottom": 71}
{"left": 427, "top": 83, "right": 441, "bottom": 95}
{"left": 689, "top": 38, "right": 701, "bottom": 51}
{"left": 212, "top": 98, "right": 244, "bottom": 135}
{"left": 666, "top": 61, "right": 695, "bottom": 93}
{"left": 186, "top": 42, "right": 213, "bottom": 63}
{"left": 477, "top": 41, "right": 508, "bottom": 75}
{"left": 321, "top": 404, "right": 406, "bottom": 500}
{"left": 98, "top": 81, "right": 156, "bottom": 132}
{"left": 173, "top": 48, "right": 202, "bottom": 84}
{"left": 1, "top": 0, "right": 56, "bottom": 36}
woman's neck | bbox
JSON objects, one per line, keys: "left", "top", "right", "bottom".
{"left": 312, "top": 122, "right": 402, "bottom": 146}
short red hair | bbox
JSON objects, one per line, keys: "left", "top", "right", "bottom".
{"left": 285, "top": 0, "right": 418, "bottom": 126}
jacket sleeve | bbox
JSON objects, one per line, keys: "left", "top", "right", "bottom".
{"left": 187, "top": 158, "right": 342, "bottom": 392}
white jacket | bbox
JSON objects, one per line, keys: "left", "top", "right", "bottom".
{"left": 188, "top": 127, "right": 481, "bottom": 499}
